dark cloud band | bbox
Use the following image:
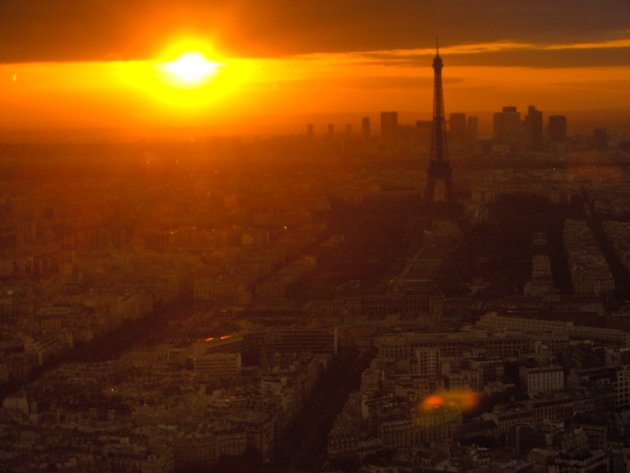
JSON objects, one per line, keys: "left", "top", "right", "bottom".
{"left": 0, "top": 0, "right": 628, "bottom": 62}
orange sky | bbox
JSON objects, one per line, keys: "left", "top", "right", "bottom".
{"left": 0, "top": 0, "right": 628, "bottom": 137}
{"left": 2, "top": 41, "right": 629, "bottom": 133}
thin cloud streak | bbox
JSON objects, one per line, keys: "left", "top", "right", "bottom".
{"left": 289, "top": 39, "right": 630, "bottom": 69}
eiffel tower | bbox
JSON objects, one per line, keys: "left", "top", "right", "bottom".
{"left": 423, "top": 40, "right": 456, "bottom": 204}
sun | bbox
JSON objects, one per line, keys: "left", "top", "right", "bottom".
{"left": 159, "top": 52, "right": 222, "bottom": 87}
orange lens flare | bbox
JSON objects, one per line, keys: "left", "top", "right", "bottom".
{"left": 420, "top": 390, "right": 480, "bottom": 412}
{"left": 423, "top": 394, "right": 446, "bottom": 409}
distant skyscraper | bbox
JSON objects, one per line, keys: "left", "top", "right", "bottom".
{"left": 416, "top": 120, "right": 432, "bottom": 150}
{"left": 494, "top": 106, "right": 521, "bottom": 150}
{"left": 306, "top": 123, "right": 314, "bottom": 137}
{"left": 466, "top": 116, "right": 479, "bottom": 143}
{"left": 548, "top": 115, "right": 567, "bottom": 143}
{"left": 361, "top": 117, "right": 371, "bottom": 138}
{"left": 327, "top": 124, "right": 335, "bottom": 136}
{"left": 345, "top": 124, "right": 353, "bottom": 135}
{"left": 449, "top": 113, "right": 466, "bottom": 144}
{"left": 423, "top": 43, "right": 455, "bottom": 204}
{"left": 525, "top": 105, "right": 543, "bottom": 151}
{"left": 493, "top": 113, "right": 502, "bottom": 138}
{"left": 380, "top": 111, "right": 398, "bottom": 140}
{"left": 593, "top": 128, "right": 608, "bottom": 150}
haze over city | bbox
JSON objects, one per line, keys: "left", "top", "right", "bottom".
{"left": 2, "top": 2, "right": 630, "bottom": 473}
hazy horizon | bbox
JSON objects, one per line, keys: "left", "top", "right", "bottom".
{"left": 0, "top": 106, "right": 627, "bottom": 143}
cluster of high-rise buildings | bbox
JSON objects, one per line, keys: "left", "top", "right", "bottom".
{"left": 492, "top": 105, "right": 567, "bottom": 153}
{"left": 306, "top": 111, "right": 471, "bottom": 147}
{"left": 305, "top": 106, "right": 575, "bottom": 157}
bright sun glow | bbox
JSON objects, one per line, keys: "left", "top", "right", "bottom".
{"left": 159, "top": 52, "right": 222, "bottom": 86}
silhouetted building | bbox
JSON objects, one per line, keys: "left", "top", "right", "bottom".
{"left": 548, "top": 115, "right": 567, "bottom": 143}
{"left": 361, "top": 117, "right": 371, "bottom": 138}
{"left": 194, "top": 353, "right": 242, "bottom": 378}
{"left": 415, "top": 120, "right": 432, "bottom": 152}
{"left": 423, "top": 43, "right": 455, "bottom": 204}
{"left": 416, "top": 120, "right": 432, "bottom": 130}
{"left": 494, "top": 106, "right": 521, "bottom": 150}
{"left": 200, "top": 329, "right": 338, "bottom": 356}
{"left": 306, "top": 123, "right": 314, "bottom": 137}
{"left": 380, "top": 111, "right": 398, "bottom": 140}
{"left": 345, "top": 124, "right": 353, "bottom": 135}
{"left": 449, "top": 113, "right": 466, "bottom": 144}
{"left": 466, "top": 116, "right": 479, "bottom": 143}
{"left": 525, "top": 105, "right": 543, "bottom": 151}
{"left": 593, "top": 128, "right": 608, "bottom": 150}
{"left": 327, "top": 124, "right": 335, "bottom": 136}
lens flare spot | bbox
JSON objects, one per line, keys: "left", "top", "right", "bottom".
{"left": 420, "top": 390, "right": 480, "bottom": 412}
{"left": 423, "top": 394, "right": 445, "bottom": 409}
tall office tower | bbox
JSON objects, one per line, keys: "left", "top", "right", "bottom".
{"left": 548, "top": 115, "right": 567, "bottom": 143}
{"left": 493, "top": 112, "right": 503, "bottom": 140}
{"left": 416, "top": 120, "right": 432, "bottom": 149}
{"left": 423, "top": 43, "right": 455, "bottom": 204}
{"left": 449, "top": 113, "right": 467, "bottom": 144}
{"left": 494, "top": 106, "right": 522, "bottom": 150}
{"left": 306, "top": 123, "right": 314, "bottom": 137}
{"left": 525, "top": 105, "right": 544, "bottom": 151}
{"left": 593, "top": 128, "right": 608, "bottom": 150}
{"left": 380, "top": 111, "right": 398, "bottom": 140}
{"left": 361, "top": 117, "right": 371, "bottom": 138}
{"left": 327, "top": 124, "right": 335, "bottom": 136}
{"left": 345, "top": 124, "right": 353, "bottom": 135}
{"left": 466, "top": 116, "right": 479, "bottom": 143}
